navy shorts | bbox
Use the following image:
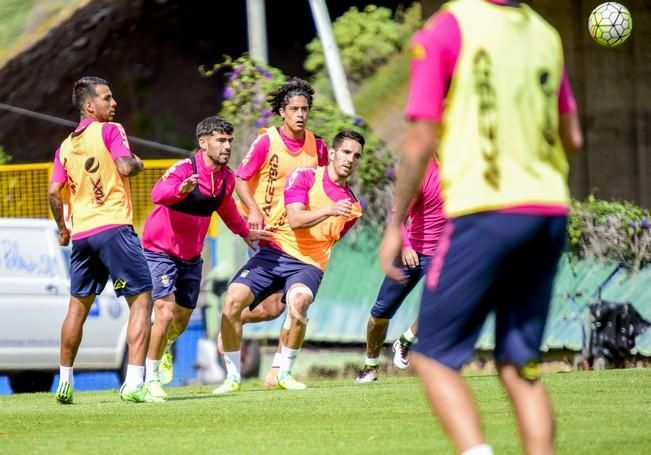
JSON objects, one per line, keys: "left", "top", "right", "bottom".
{"left": 145, "top": 250, "right": 203, "bottom": 309}
{"left": 231, "top": 246, "right": 323, "bottom": 308}
{"left": 414, "top": 213, "right": 567, "bottom": 370}
{"left": 70, "top": 225, "right": 153, "bottom": 299}
{"left": 370, "top": 253, "right": 432, "bottom": 319}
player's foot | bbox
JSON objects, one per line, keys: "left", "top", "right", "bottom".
{"left": 120, "top": 383, "right": 165, "bottom": 403}
{"left": 264, "top": 366, "right": 280, "bottom": 388}
{"left": 277, "top": 372, "right": 306, "bottom": 391}
{"left": 212, "top": 375, "right": 241, "bottom": 395}
{"left": 146, "top": 379, "right": 167, "bottom": 398}
{"left": 159, "top": 349, "right": 174, "bottom": 385}
{"left": 55, "top": 381, "right": 74, "bottom": 404}
{"left": 355, "top": 365, "right": 379, "bottom": 384}
{"left": 392, "top": 336, "right": 413, "bottom": 369}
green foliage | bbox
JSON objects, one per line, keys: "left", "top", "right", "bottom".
{"left": 206, "top": 55, "right": 396, "bottom": 228}
{"left": 304, "top": 3, "right": 421, "bottom": 86}
{"left": 0, "top": 0, "right": 35, "bottom": 49}
{"left": 0, "top": 146, "right": 12, "bottom": 164}
{"left": 568, "top": 196, "right": 651, "bottom": 271}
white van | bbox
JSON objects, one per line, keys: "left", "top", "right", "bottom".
{"left": 0, "top": 218, "right": 129, "bottom": 393}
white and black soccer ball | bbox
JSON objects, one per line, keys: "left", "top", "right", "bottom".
{"left": 588, "top": 2, "right": 633, "bottom": 47}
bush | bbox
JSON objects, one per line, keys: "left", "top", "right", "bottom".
{"left": 568, "top": 196, "right": 651, "bottom": 271}
{"left": 304, "top": 3, "right": 421, "bottom": 87}
{"left": 201, "top": 55, "right": 395, "bottom": 229}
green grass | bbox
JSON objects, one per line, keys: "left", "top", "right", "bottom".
{"left": 0, "top": 0, "right": 36, "bottom": 49}
{"left": 0, "top": 370, "right": 650, "bottom": 454}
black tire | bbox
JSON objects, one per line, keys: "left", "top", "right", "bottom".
{"left": 241, "top": 339, "right": 261, "bottom": 379}
{"left": 8, "top": 371, "right": 55, "bottom": 394}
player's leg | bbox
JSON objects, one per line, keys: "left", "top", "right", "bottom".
{"left": 412, "top": 215, "right": 514, "bottom": 454}
{"left": 391, "top": 254, "right": 431, "bottom": 369}
{"left": 56, "top": 236, "right": 107, "bottom": 404}
{"left": 213, "top": 282, "right": 256, "bottom": 394}
{"left": 494, "top": 216, "right": 567, "bottom": 455}
{"left": 275, "top": 263, "right": 323, "bottom": 391}
{"left": 99, "top": 226, "right": 159, "bottom": 403}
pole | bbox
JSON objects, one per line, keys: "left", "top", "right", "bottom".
{"left": 246, "top": 0, "right": 269, "bottom": 64}
{"left": 308, "top": 0, "right": 356, "bottom": 116}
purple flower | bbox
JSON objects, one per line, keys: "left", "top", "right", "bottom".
{"left": 263, "top": 70, "right": 273, "bottom": 80}
{"left": 629, "top": 221, "right": 638, "bottom": 229}
{"left": 353, "top": 116, "right": 364, "bottom": 127}
{"left": 262, "top": 109, "right": 273, "bottom": 119}
{"left": 359, "top": 198, "right": 368, "bottom": 210}
{"left": 385, "top": 167, "right": 395, "bottom": 178}
{"left": 642, "top": 219, "right": 650, "bottom": 230}
{"left": 255, "top": 119, "right": 266, "bottom": 128}
{"left": 223, "top": 86, "right": 234, "bottom": 100}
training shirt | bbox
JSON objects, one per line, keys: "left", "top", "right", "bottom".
{"left": 51, "top": 119, "right": 133, "bottom": 239}
{"left": 235, "top": 127, "right": 328, "bottom": 224}
{"left": 406, "top": 0, "right": 577, "bottom": 217}
{"left": 270, "top": 166, "right": 361, "bottom": 270}
{"left": 142, "top": 152, "right": 250, "bottom": 260}
{"left": 401, "top": 160, "right": 446, "bottom": 256}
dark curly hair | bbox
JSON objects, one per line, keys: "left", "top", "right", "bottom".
{"left": 267, "top": 77, "right": 314, "bottom": 115}
{"left": 196, "top": 116, "right": 234, "bottom": 139}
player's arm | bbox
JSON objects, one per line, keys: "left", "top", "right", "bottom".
{"left": 285, "top": 199, "right": 353, "bottom": 230}
{"left": 102, "top": 122, "right": 144, "bottom": 177}
{"left": 151, "top": 159, "right": 195, "bottom": 205}
{"left": 235, "top": 134, "right": 270, "bottom": 229}
{"left": 47, "top": 181, "right": 69, "bottom": 246}
{"left": 115, "top": 155, "right": 144, "bottom": 177}
{"left": 235, "top": 177, "right": 264, "bottom": 229}
{"left": 558, "top": 69, "right": 583, "bottom": 158}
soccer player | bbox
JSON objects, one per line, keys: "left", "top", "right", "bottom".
{"left": 140, "top": 116, "right": 271, "bottom": 398}
{"left": 48, "top": 76, "right": 160, "bottom": 404}
{"left": 379, "top": 1, "right": 583, "bottom": 454}
{"left": 215, "top": 130, "right": 364, "bottom": 393}
{"left": 229, "top": 77, "right": 329, "bottom": 386}
{"left": 355, "top": 159, "right": 445, "bottom": 383}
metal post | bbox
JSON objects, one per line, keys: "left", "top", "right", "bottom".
{"left": 308, "top": 0, "right": 356, "bottom": 116}
{"left": 246, "top": 0, "right": 268, "bottom": 64}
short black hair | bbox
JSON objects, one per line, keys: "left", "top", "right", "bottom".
{"left": 196, "top": 116, "right": 234, "bottom": 140}
{"left": 72, "top": 76, "right": 108, "bottom": 111}
{"left": 267, "top": 78, "right": 314, "bottom": 115}
{"left": 332, "top": 130, "right": 365, "bottom": 150}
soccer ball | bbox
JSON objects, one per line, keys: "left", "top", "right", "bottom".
{"left": 588, "top": 2, "right": 633, "bottom": 47}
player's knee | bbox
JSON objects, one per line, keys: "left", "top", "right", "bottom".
{"left": 156, "top": 305, "right": 175, "bottom": 328}
{"left": 286, "top": 285, "right": 313, "bottom": 325}
{"left": 223, "top": 294, "right": 244, "bottom": 320}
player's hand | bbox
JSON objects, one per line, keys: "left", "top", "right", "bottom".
{"left": 58, "top": 227, "right": 70, "bottom": 246}
{"left": 178, "top": 174, "right": 199, "bottom": 193}
{"left": 247, "top": 207, "right": 265, "bottom": 230}
{"left": 379, "top": 223, "right": 406, "bottom": 283}
{"left": 243, "top": 229, "right": 273, "bottom": 250}
{"left": 328, "top": 198, "right": 353, "bottom": 217}
{"left": 401, "top": 247, "right": 419, "bottom": 269}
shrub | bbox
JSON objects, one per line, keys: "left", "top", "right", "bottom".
{"left": 304, "top": 3, "right": 421, "bottom": 87}
{"left": 568, "top": 196, "right": 651, "bottom": 271}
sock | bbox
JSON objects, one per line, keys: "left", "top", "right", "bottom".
{"left": 223, "top": 351, "right": 241, "bottom": 380}
{"left": 59, "top": 366, "right": 74, "bottom": 386}
{"left": 402, "top": 327, "right": 417, "bottom": 343}
{"left": 279, "top": 344, "right": 300, "bottom": 375}
{"left": 365, "top": 357, "right": 380, "bottom": 367}
{"left": 271, "top": 352, "right": 282, "bottom": 369}
{"left": 145, "top": 358, "right": 161, "bottom": 383}
{"left": 124, "top": 365, "right": 145, "bottom": 390}
{"left": 461, "top": 444, "right": 494, "bottom": 455}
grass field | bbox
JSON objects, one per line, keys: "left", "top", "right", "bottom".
{"left": 0, "top": 370, "right": 650, "bottom": 454}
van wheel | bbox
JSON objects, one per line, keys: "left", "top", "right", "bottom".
{"left": 8, "top": 371, "right": 55, "bottom": 393}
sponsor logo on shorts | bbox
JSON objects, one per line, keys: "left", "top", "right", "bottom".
{"left": 113, "top": 278, "right": 127, "bottom": 290}
{"left": 161, "top": 275, "right": 170, "bottom": 286}
{"left": 240, "top": 270, "right": 250, "bottom": 278}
